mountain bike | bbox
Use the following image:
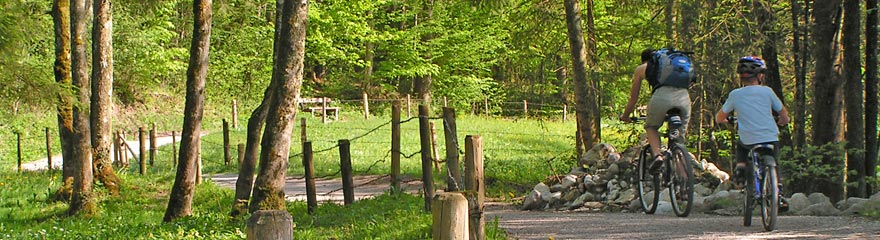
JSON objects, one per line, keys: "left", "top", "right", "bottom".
{"left": 728, "top": 116, "right": 780, "bottom": 231}
{"left": 632, "top": 108, "right": 695, "bottom": 217}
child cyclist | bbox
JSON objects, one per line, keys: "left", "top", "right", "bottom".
{"left": 715, "top": 56, "right": 790, "bottom": 211}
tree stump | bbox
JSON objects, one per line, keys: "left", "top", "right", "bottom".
{"left": 431, "top": 192, "right": 468, "bottom": 240}
{"left": 246, "top": 210, "right": 293, "bottom": 240}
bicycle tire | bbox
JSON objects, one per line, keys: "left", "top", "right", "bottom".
{"left": 743, "top": 160, "right": 755, "bottom": 226}
{"left": 668, "top": 144, "right": 694, "bottom": 217}
{"left": 636, "top": 146, "right": 660, "bottom": 214}
{"left": 761, "top": 158, "right": 779, "bottom": 231}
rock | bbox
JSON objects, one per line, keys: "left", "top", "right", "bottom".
{"left": 550, "top": 184, "right": 566, "bottom": 193}
{"left": 521, "top": 189, "right": 545, "bottom": 210}
{"left": 788, "top": 193, "right": 810, "bottom": 213}
{"left": 871, "top": 191, "right": 880, "bottom": 200}
{"left": 606, "top": 152, "right": 622, "bottom": 164}
{"left": 836, "top": 197, "right": 868, "bottom": 210}
{"left": 841, "top": 198, "right": 880, "bottom": 216}
{"left": 580, "top": 143, "right": 617, "bottom": 168}
{"left": 796, "top": 202, "right": 840, "bottom": 216}
{"left": 561, "top": 174, "right": 578, "bottom": 189}
{"left": 606, "top": 164, "right": 621, "bottom": 177}
{"left": 563, "top": 188, "right": 582, "bottom": 202}
{"left": 615, "top": 189, "right": 635, "bottom": 205}
{"left": 694, "top": 184, "right": 713, "bottom": 197}
{"left": 606, "top": 189, "right": 620, "bottom": 202}
{"left": 534, "top": 183, "right": 551, "bottom": 202}
{"left": 808, "top": 192, "right": 831, "bottom": 205}
{"left": 583, "top": 201, "right": 605, "bottom": 209}
{"left": 655, "top": 201, "right": 673, "bottom": 215}
{"left": 703, "top": 162, "right": 729, "bottom": 184}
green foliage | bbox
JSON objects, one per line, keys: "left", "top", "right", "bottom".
{"left": 779, "top": 142, "right": 848, "bottom": 193}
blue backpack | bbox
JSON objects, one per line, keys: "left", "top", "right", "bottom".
{"left": 646, "top": 48, "right": 695, "bottom": 92}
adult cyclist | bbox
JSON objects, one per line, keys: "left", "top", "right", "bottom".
{"left": 715, "top": 56, "right": 790, "bottom": 211}
{"left": 619, "top": 48, "right": 692, "bottom": 172}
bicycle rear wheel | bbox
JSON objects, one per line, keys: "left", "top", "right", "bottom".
{"left": 761, "top": 158, "right": 779, "bottom": 231}
{"left": 668, "top": 144, "right": 694, "bottom": 217}
{"left": 636, "top": 147, "right": 660, "bottom": 214}
{"left": 743, "top": 161, "right": 755, "bottom": 226}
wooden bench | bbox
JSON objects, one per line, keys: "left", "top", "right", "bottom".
{"left": 298, "top": 97, "right": 339, "bottom": 121}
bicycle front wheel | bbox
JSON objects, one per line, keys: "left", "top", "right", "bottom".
{"left": 636, "top": 146, "right": 660, "bottom": 214}
{"left": 668, "top": 144, "right": 694, "bottom": 217}
{"left": 761, "top": 159, "right": 779, "bottom": 231}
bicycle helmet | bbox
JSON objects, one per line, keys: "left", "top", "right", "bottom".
{"left": 736, "top": 56, "right": 766, "bottom": 74}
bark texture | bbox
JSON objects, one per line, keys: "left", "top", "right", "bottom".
{"left": 249, "top": 0, "right": 308, "bottom": 213}
{"left": 90, "top": 0, "right": 120, "bottom": 196}
{"left": 68, "top": 0, "right": 96, "bottom": 216}
{"left": 164, "top": 0, "right": 212, "bottom": 222}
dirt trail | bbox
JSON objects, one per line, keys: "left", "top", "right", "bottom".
{"left": 484, "top": 202, "right": 880, "bottom": 239}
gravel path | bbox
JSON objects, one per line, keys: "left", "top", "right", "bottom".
{"left": 485, "top": 202, "right": 880, "bottom": 239}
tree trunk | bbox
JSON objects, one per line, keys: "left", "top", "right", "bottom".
{"left": 164, "top": 0, "right": 212, "bottom": 222}
{"left": 414, "top": 0, "right": 435, "bottom": 114}
{"left": 90, "top": 0, "right": 120, "bottom": 197}
{"left": 231, "top": 0, "right": 285, "bottom": 218}
{"left": 664, "top": 0, "right": 674, "bottom": 46}
{"left": 249, "top": 0, "right": 308, "bottom": 213}
{"left": 52, "top": 0, "right": 75, "bottom": 202}
{"left": 791, "top": 0, "right": 809, "bottom": 149}
{"left": 564, "top": 0, "right": 598, "bottom": 150}
{"left": 584, "top": 0, "right": 601, "bottom": 142}
{"left": 68, "top": 0, "right": 95, "bottom": 216}
{"left": 865, "top": 0, "right": 879, "bottom": 194}
{"left": 842, "top": 0, "right": 865, "bottom": 198}
{"left": 811, "top": 0, "right": 845, "bottom": 201}
{"left": 756, "top": 0, "right": 791, "bottom": 148}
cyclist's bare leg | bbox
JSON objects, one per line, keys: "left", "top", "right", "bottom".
{"left": 647, "top": 127, "right": 662, "bottom": 157}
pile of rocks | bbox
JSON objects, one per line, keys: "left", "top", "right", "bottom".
{"left": 520, "top": 143, "right": 880, "bottom": 216}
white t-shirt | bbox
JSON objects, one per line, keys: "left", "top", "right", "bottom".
{"left": 720, "top": 85, "right": 783, "bottom": 145}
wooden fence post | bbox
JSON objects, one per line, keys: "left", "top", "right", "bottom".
{"left": 300, "top": 117, "right": 307, "bottom": 144}
{"left": 484, "top": 98, "right": 489, "bottom": 117}
{"left": 407, "top": 94, "right": 412, "bottom": 118}
{"left": 139, "top": 127, "right": 146, "bottom": 175}
{"left": 563, "top": 104, "right": 568, "bottom": 122}
{"left": 45, "top": 128, "right": 52, "bottom": 170}
{"left": 465, "top": 135, "right": 485, "bottom": 240}
{"left": 443, "top": 96, "right": 448, "bottom": 107}
{"left": 523, "top": 100, "right": 528, "bottom": 117}
{"left": 391, "top": 100, "right": 401, "bottom": 191}
{"left": 232, "top": 99, "right": 239, "bottom": 128}
{"left": 429, "top": 122, "right": 441, "bottom": 172}
{"left": 121, "top": 131, "right": 129, "bottom": 167}
{"left": 16, "top": 132, "right": 22, "bottom": 172}
{"left": 246, "top": 210, "right": 293, "bottom": 240}
{"left": 223, "top": 119, "right": 230, "bottom": 166}
{"left": 431, "top": 192, "right": 468, "bottom": 240}
{"left": 237, "top": 143, "right": 245, "bottom": 165}
{"left": 418, "top": 105, "right": 435, "bottom": 211}
{"left": 363, "top": 92, "right": 370, "bottom": 120}
{"left": 443, "top": 107, "right": 461, "bottom": 191}
{"left": 339, "top": 139, "right": 354, "bottom": 205}
{"left": 150, "top": 123, "right": 157, "bottom": 166}
{"left": 113, "top": 130, "right": 121, "bottom": 168}
{"left": 321, "top": 97, "right": 328, "bottom": 124}
{"left": 303, "top": 141, "right": 317, "bottom": 213}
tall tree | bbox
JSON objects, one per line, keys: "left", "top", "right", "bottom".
{"left": 584, "top": 0, "right": 601, "bottom": 143}
{"left": 414, "top": 0, "right": 435, "bottom": 113}
{"left": 564, "top": 0, "right": 599, "bottom": 151}
{"left": 791, "top": 0, "right": 810, "bottom": 149}
{"left": 756, "top": 0, "right": 790, "bottom": 147}
{"left": 52, "top": 0, "right": 76, "bottom": 202}
{"left": 231, "top": 0, "right": 285, "bottom": 217}
{"left": 68, "top": 0, "right": 95, "bottom": 216}
{"left": 90, "top": 0, "right": 121, "bottom": 196}
{"left": 164, "top": 0, "right": 213, "bottom": 222}
{"left": 249, "top": 0, "right": 308, "bottom": 213}
{"left": 866, "top": 0, "right": 880, "bottom": 194}
{"left": 811, "top": 0, "right": 844, "bottom": 201}
{"left": 843, "top": 0, "right": 865, "bottom": 197}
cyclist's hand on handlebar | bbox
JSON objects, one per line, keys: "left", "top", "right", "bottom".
{"left": 776, "top": 115, "right": 790, "bottom": 127}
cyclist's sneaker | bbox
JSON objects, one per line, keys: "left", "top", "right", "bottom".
{"left": 649, "top": 155, "right": 664, "bottom": 173}
{"left": 733, "top": 164, "right": 747, "bottom": 184}
{"left": 779, "top": 197, "right": 789, "bottom": 213}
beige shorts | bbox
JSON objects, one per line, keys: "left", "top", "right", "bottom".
{"left": 646, "top": 86, "right": 691, "bottom": 130}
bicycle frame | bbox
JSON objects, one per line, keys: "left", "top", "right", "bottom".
{"left": 748, "top": 144, "right": 776, "bottom": 200}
